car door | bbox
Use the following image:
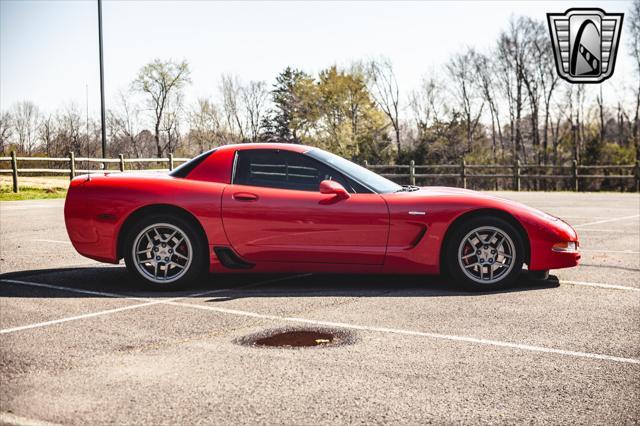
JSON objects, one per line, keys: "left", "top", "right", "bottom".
{"left": 221, "top": 149, "right": 389, "bottom": 265}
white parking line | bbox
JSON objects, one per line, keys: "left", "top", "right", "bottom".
{"left": 1, "top": 279, "right": 150, "bottom": 301}
{"left": 575, "top": 228, "right": 633, "bottom": 234}
{"left": 579, "top": 249, "right": 640, "bottom": 254}
{"left": 31, "top": 239, "right": 72, "bottom": 245}
{"left": 0, "top": 274, "right": 310, "bottom": 334}
{"left": 560, "top": 280, "right": 640, "bottom": 292}
{"left": 163, "top": 300, "right": 640, "bottom": 365}
{"left": 0, "top": 204, "right": 61, "bottom": 211}
{"left": 573, "top": 214, "right": 640, "bottom": 229}
{"left": 0, "top": 411, "right": 61, "bottom": 426}
{"left": 0, "top": 299, "right": 167, "bottom": 334}
{"left": 559, "top": 216, "right": 611, "bottom": 220}
{"left": 1, "top": 276, "right": 638, "bottom": 364}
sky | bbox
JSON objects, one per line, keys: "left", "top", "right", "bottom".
{"left": 0, "top": 0, "right": 637, "bottom": 118}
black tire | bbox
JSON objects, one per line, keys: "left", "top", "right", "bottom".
{"left": 123, "top": 213, "right": 207, "bottom": 289}
{"left": 527, "top": 270, "right": 550, "bottom": 281}
{"left": 444, "top": 215, "right": 525, "bottom": 291}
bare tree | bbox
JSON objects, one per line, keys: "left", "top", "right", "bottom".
{"left": 38, "top": 114, "right": 56, "bottom": 157}
{"left": 596, "top": 85, "right": 605, "bottom": 146}
{"left": 576, "top": 84, "right": 586, "bottom": 162}
{"left": 0, "top": 111, "right": 12, "bottom": 155}
{"left": 409, "top": 76, "right": 445, "bottom": 130}
{"left": 242, "top": 81, "right": 268, "bottom": 142}
{"left": 12, "top": 101, "right": 41, "bottom": 155}
{"left": 630, "top": 0, "right": 640, "bottom": 159}
{"left": 497, "top": 18, "right": 527, "bottom": 162}
{"left": 188, "top": 98, "right": 223, "bottom": 152}
{"left": 367, "top": 58, "right": 401, "bottom": 152}
{"left": 447, "top": 49, "right": 485, "bottom": 153}
{"left": 161, "top": 92, "right": 183, "bottom": 155}
{"left": 532, "top": 22, "right": 560, "bottom": 164}
{"left": 616, "top": 101, "right": 628, "bottom": 146}
{"left": 54, "top": 104, "right": 83, "bottom": 156}
{"left": 472, "top": 51, "right": 504, "bottom": 161}
{"left": 496, "top": 45, "right": 517, "bottom": 161}
{"left": 557, "top": 84, "right": 585, "bottom": 164}
{"left": 108, "top": 92, "right": 147, "bottom": 158}
{"left": 220, "top": 74, "right": 245, "bottom": 142}
{"left": 520, "top": 18, "right": 545, "bottom": 164}
{"left": 133, "top": 59, "right": 191, "bottom": 157}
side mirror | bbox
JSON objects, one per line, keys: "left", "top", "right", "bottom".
{"left": 319, "top": 180, "right": 350, "bottom": 199}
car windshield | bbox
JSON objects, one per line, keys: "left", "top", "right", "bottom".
{"left": 306, "top": 148, "right": 402, "bottom": 194}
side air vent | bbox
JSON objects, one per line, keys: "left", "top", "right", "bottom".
{"left": 213, "top": 246, "right": 255, "bottom": 269}
{"left": 410, "top": 225, "right": 428, "bottom": 248}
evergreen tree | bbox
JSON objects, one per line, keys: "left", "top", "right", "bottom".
{"left": 264, "top": 67, "right": 316, "bottom": 143}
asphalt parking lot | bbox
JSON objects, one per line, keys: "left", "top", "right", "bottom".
{"left": 0, "top": 192, "right": 638, "bottom": 425}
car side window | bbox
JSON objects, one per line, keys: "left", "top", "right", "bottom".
{"left": 233, "top": 149, "right": 355, "bottom": 192}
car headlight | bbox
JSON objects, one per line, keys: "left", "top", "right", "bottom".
{"left": 552, "top": 241, "right": 578, "bottom": 253}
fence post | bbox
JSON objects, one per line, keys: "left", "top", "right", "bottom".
{"left": 513, "top": 160, "right": 521, "bottom": 192}
{"left": 572, "top": 159, "right": 579, "bottom": 192}
{"left": 119, "top": 154, "right": 125, "bottom": 172}
{"left": 68, "top": 151, "right": 75, "bottom": 180}
{"left": 11, "top": 151, "right": 18, "bottom": 193}
{"left": 461, "top": 159, "right": 467, "bottom": 189}
{"left": 169, "top": 153, "right": 174, "bottom": 171}
{"left": 409, "top": 160, "right": 415, "bottom": 186}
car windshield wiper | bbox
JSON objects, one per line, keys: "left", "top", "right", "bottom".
{"left": 396, "top": 185, "right": 420, "bottom": 192}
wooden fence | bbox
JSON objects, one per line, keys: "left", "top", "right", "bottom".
{"left": 0, "top": 152, "right": 190, "bottom": 193}
{"left": 363, "top": 159, "right": 640, "bottom": 192}
{"left": 1, "top": 151, "right": 639, "bottom": 193}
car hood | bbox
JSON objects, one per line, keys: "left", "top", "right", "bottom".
{"left": 383, "top": 186, "right": 564, "bottom": 223}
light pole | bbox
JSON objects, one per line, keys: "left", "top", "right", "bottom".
{"left": 98, "top": 0, "right": 107, "bottom": 158}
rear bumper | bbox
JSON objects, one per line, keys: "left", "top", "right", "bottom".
{"left": 64, "top": 177, "right": 120, "bottom": 264}
{"left": 69, "top": 242, "right": 119, "bottom": 264}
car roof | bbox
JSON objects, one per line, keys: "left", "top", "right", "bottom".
{"left": 181, "top": 143, "right": 317, "bottom": 183}
{"left": 216, "top": 143, "right": 312, "bottom": 154}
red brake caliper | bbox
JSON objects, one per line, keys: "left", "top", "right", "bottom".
{"left": 462, "top": 244, "right": 473, "bottom": 266}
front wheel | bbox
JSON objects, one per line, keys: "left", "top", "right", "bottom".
{"left": 445, "top": 216, "right": 525, "bottom": 291}
{"left": 124, "top": 214, "right": 207, "bottom": 289}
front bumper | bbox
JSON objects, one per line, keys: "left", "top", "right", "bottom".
{"left": 527, "top": 217, "right": 580, "bottom": 271}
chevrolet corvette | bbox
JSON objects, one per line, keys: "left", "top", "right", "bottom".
{"left": 64, "top": 143, "right": 580, "bottom": 290}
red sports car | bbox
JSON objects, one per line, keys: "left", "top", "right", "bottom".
{"left": 64, "top": 143, "right": 580, "bottom": 290}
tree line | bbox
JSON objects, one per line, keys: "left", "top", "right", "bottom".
{"left": 1, "top": 4, "right": 639, "bottom": 174}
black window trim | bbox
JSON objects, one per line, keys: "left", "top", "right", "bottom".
{"left": 231, "top": 150, "right": 239, "bottom": 184}
{"left": 169, "top": 148, "right": 218, "bottom": 178}
{"left": 230, "top": 148, "right": 376, "bottom": 194}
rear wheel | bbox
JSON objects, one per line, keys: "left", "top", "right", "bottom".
{"left": 445, "top": 216, "right": 525, "bottom": 291}
{"left": 124, "top": 214, "right": 207, "bottom": 289}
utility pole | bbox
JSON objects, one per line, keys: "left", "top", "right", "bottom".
{"left": 98, "top": 0, "right": 107, "bottom": 158}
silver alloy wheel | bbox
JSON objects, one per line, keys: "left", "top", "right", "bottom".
{"left": 132, "top": 223, "right": 193, "bottom": 284}
{"left": 457, "top": 225, "right": 516, "bottom": 285}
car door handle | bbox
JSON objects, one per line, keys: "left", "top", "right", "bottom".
{"left": 233, "top": 192, "right": 259, "bottom": 202}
